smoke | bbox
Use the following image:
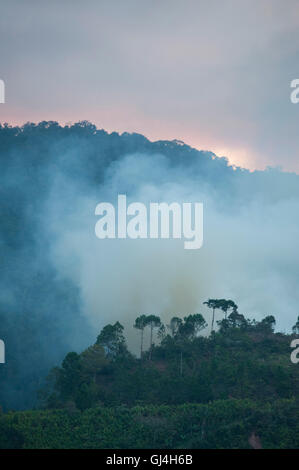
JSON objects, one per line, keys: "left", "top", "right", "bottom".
{"left": 1, "top": 122, "right": 299, "bottom": 408}
{"left": 43, "top": 152, "right": 299, "bottom": 355}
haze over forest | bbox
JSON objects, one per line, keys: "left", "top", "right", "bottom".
{"left": 1, "top": 120, "right": 299, "bottom": 409}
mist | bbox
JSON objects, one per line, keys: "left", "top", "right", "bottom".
{"left": 46, "top": 151, "right": 299, "bottom": 352}
{"left": 1, "top": 121, "right": 299, "bottom": 409}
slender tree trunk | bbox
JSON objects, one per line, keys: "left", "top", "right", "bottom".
{"left": 149, "top": 324, "right": 153, "bottom": 360}
{"left": 211, "top": 308, "right": 215, "bottom": 332}
{"left": 140, "top": 328, "right": 144, "bottom": 358}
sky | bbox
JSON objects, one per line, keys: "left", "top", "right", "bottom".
{"left": 1, "top": 0, "right": 299, "bottom": 171}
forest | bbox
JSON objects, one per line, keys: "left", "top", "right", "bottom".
{"left": 1, "top": 121, "right": 299, "bottom": 448}
{"left": 1, "top": 300, "right": 299, "bottom": 448}
{"left": 41, "top": 302, "right": 299, "bottom": 410}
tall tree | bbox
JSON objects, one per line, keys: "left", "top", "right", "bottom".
{"left": 203, "top": 299, "right": 222, "bottom": 333}
{"left": 146, "top": 315, "right": 161, "bottom": 360}
{"left": 134, "top": 315, "right": 148, "bottom": 358}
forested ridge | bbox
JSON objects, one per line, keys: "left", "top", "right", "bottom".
{"left": 1, "top": 302, "right": 299, "bottom": 449}
{"left": 42, "top": 305, "right": 299, "bottom": 410}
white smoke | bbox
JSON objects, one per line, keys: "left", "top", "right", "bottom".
{"left": 42, "top": 152, "right": 299, "bottom": 352}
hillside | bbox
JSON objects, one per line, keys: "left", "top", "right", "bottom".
{"left": 1, "top": 309, "right": 299, "bottom": 449}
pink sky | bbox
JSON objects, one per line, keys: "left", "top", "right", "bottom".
{"left": 1, "top": 0, "right": 299, "bottom": 172}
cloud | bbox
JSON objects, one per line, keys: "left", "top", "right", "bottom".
{"left": 1, "top": 1, "right": 299, "bottom": 171}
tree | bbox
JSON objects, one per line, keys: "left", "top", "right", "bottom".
{"left": 167, "top": 317, "right": 183, "bottom": 337}
{"left": 203, "top": 299, "right": 223, "bottom": 333}
{"left": 178, "top": 314, "right": 207, "bottom": 340}
{"left": 134, "top": 315, "right": 148, "bottom": 358}
{"left": 226, "top": 311, "right": 248, "bottom": 329}
{"left": 259, "top": 315, "right": 276, "bottom": 334}
{"left": 292, "top": 316, "right": 299, "bottom": 335}
{"left": 80, "top": 344, "right": 107, "bottom": 382}
{"left": 166, "top": 314, "right": 207, "bottom": 376}
{"left": 219, "top": 299, "right": 238, "bottom": 319}
{"left": 157, "top": 323, "right": 166, "bottom": 341}
{"left": 96, "top": 322, "right": 126, "bottom": 358}
{"left": 57, "top": 352, "right": 82, "bottom": 399}
{"left": 146, "top": 315, "right": 162, "bottom": 360}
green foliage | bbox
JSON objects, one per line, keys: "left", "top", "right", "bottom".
{"left": 178, "top": 314, "right": 207, "bottom": 339}
{"left": 39, "top": 312, "right": 299, "bottom": 412}
{"left": 0, "top": 399, "right": 298, "bottom": 449}
{"left": 96, "top": 322, "right": 127, "bottom": 358}
{"left": 2, "top": 306, "right": 299, "bottom": 449}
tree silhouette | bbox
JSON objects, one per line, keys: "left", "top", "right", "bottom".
{"left": 219, "top": 299, "right": 238, "bottom": 319}
{"left": 96, "top": 321, "right": 126, "bottom": 358}
{"left": 292, "top": 316, "right": 299, "bottom": 335}
{"left": 226, "top": 311, "right": 248, "bottom": 329}
{"left": 134, "top": 315, "right": 148, "bottom": 358}
{"left": 157, "top": 323, "right": 166, "bottom": 341}
{"left": 259, "top": 315, "right": 276, "bottom": 334}
{"left": 167, "top": 317, "right": 183, "bottom": 337}
{"left": 146, "top": 315, "right": 162, "bottom": 360}
{"left": 203, "top": 299, "right": 223, "bottom": 333}
{"left": 167, "top": 314, "right": 207, "bottom": 376}
{"left": 178, "top": 314, "right": 207, "bottom": 340}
